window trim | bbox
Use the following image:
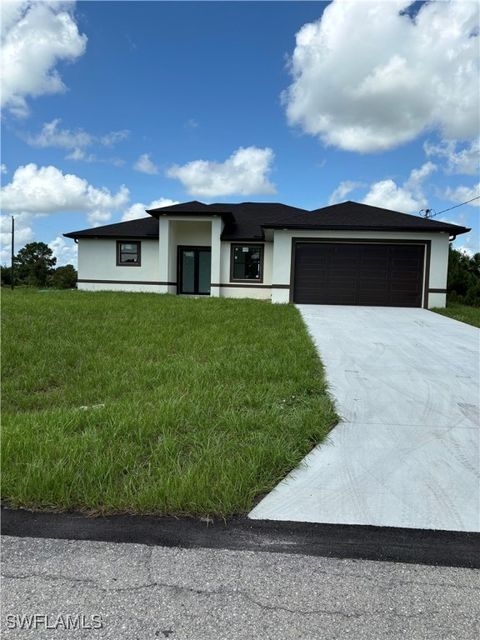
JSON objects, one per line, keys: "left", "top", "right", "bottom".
{"left": 116, "top": 240, "right": 141, "bottom": 267}
{"left": 230, "top": 243, "right": 264, "bottom": 283}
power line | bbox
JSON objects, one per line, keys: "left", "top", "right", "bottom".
{"left": 419, "top": 194, "right": 480, "bottom": 219}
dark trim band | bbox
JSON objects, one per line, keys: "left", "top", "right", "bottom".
{"left": 78, "top": 280, "right": 284, "bottom": 291}
{"left": 77, "top": 279, "right": 170, "bottom": 285}
{"left": 211, "top": 283, "right": 272, "bottom": 289}
{"left": 428, "top": 288, "right": 447, "bottom": 294}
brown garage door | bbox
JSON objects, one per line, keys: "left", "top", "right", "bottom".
{"left": 293, "top": 242, "right": 425, "bottom": 307}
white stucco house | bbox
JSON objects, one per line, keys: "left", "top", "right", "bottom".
{"left": 64, "top": 200, "right": 470, "bottom": 308}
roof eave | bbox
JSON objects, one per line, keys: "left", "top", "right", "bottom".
{"left": 147, "top": 209, "right": 235, "bottom": 223}
{"left": 262, "top": 224, "right": 471, "bottom": 235}
{"left": 63, "top": 233, "right": 158, "bottom": 240}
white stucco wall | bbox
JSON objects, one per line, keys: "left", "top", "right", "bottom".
{"left": 270, "top": 229, "right": 451, "bottom": 308}
{"left": 216, "top": 241, "right": 273, "bottom": 299}
{"left": 78, "top": 282, "right": 162, "bottom": 293}
{"left": 77, "top": 238, "right": 160, "bottom": 292}
{"left": 75, "top": 228, "right": 450, "bottom": 307}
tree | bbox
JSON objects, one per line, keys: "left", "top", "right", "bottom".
{"left": 447, "top": 246, "right": 480, "bottom": 306}
{"left": 50, "top": 264, "right": 77, "bottom": 289}
{"left": 1, "top": 265, "right": 12, "bottom": 286}
{"left": 13, "top": 242, "right": 57, "bottom": 287}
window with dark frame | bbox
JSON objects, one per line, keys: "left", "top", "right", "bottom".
{"left": 231, "top": 244, "right": 263, "bottom": 281}
{"left": 117, "top": 241, "right": 141, "bottom": 266}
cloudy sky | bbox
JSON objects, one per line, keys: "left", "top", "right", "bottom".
{"left": 1, "top": 0, "right": 479, "bottom": 266}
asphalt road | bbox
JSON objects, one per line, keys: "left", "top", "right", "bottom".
{"left": 2, "top": 535, "right": 479, "bottom": 640}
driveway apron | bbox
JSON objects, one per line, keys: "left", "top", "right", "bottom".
{"left": 249, "top": 306, "right": 480, "bottom": 532}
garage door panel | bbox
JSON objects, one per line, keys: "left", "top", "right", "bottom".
{"left": 293, "top": 242, "right": 425, "bottom": 307}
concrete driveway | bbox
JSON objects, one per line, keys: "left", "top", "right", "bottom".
{"left": 250, "top": 306, "right": 479, "bottom": 532}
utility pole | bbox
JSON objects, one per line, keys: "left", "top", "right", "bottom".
{"left": 11, "top": 216, "right": 14, "bottom": 290}
{"left": 420, "top": 208, "right": 433, "bottom": 219}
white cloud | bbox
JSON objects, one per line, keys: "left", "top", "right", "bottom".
{"left": 362, "top": 162, "right": 437, "bottom": 213}
{"left": 444, "top": 183, "right": 480, "bottom": 207}
{"left": 65, "top": 148, "right": 95, "bottom": 162}
{"left": 0, "top": 163, "right": 129, "bottom": 227}
{"left": 134, "top": 153, "right": 159, "bottom": 175}
{"left": 49, "top": 235, "right": 78, "bottom": 267}
{"left": 0, "top": 211, "right": 35, "bottom": 263}
{"left": 64, "top": 148, "right": 125, "bottom": 167}
{"left": 184, "top": 118, "right": 199, "bottom": 130}
{"left": 424, "top": 138, "right": 480, "bottom": 176}
{"left": 284, "top": 0, "right": 479, "bottom": 152}
{"left": 25, "top": 119, "right": 129, "bottom": 164}
{"left": 27, "top": 119, "right": 93, "bottom": 149}
{"left": 167, "top": 146, "right": 276, "bottom": 198}
{"left": 122, "top": 198, "right": 179, "bottom": 222}
{"left": 328, "top": 180, "right": 363, "bottom": 205}
{"left": 1, "top": 1, "right": 87, "bottom": 117}
{"left": 404, "top": 161, "right": 437, "bottom": 192}
{"left": 100, "top": 130, "right": 129, "bottom": 147}
{"left": 363, "top": 180, "right": 424, "bottom": 214}
{"left": 455, "top": 245, "right": 475, "bottom": 258}
{"left": 0, "top": 164, "right": 7, "bottom": 175}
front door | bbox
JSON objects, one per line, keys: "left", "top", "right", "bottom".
{"left": 178, "top": 247, "right": 211, "bottom": 295}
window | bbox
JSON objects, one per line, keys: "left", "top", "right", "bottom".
{"left": 231, "top": 244, "right": 263, "bottom": 282}
{"left": 117, "top": 241, "right": 141, "bottom": 266}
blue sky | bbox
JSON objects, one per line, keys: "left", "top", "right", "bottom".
{"left": 1, "top": 0, "right": 479, "bottom": 265}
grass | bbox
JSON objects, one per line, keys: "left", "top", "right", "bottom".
{"left": 432, "top": 303, "right": 480, "bottom": 328}
{"left": 1, "top": 289, "right": 337, "bottom": 516}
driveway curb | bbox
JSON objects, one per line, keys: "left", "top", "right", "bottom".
{"left": 2, "top": 507, "right": 479, "bottom": 569}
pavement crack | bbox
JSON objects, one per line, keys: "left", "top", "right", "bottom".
{"left": 2, "top": 571, "right": 476, "bottom": 622}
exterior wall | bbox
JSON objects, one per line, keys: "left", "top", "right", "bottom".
{"left": 270, "top": 229, "right": 451, "bottom": 308}
{"left": 428, "top": 292, "right": 447, "bottom": 308}
{"left": 78, "top": 282, "right": 161, "bottom": 293}
{"left": 217, "top": 241, "right": 273, "bottom": 299}
{"left": 77, "top": 238, "right": 160, "bottom": 292}
{"left": 75, "top": 228, "right": 450, "bottom": 308}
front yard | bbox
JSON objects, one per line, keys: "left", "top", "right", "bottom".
{"left": 1, "top": 290, "right": 336, "bottom": 516}
{"left": 432, "top": 303, "right": 480, "bottom": 328}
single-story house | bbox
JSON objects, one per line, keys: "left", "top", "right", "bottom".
{"left": 64, "top": 200, "right": 470, "bottom": 308}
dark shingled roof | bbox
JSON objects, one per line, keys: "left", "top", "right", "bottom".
{"left": 64, "top": 200, "right": 470, "bottom": 240}
{"left": 64, "top": 216, "right": 159, "bottom": 239}
{"left": 262, "top": 201, "right": 470, "bottom": 233}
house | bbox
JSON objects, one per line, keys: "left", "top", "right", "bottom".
{"left": 64, "top": 200, "right": 470, "bottom": 308}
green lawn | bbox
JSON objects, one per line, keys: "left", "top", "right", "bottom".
{"left": 1, "top": 289, "right": 337, "bottom": 516}
{"left": 432, "top": 303, "right": 480, "bottom": 328}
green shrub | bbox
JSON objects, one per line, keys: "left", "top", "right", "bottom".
{"left": 50, "top": 264, "right": 77, "bottom": 289}
{"left": 447, "top": 246, "right": 480, "bottom": 307}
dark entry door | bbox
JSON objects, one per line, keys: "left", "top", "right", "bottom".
{"left": 178, "top": 247, "right": 211, "bottom": 295}
{"left": 293, "top": 242, "right": 425, "bottom": 307}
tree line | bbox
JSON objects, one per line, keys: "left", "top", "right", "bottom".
{"left": 447, "top": 245, "right": 480, "bottom": 306}
{"left": 1, "top": 242, "right": 77, "bottom": 289}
